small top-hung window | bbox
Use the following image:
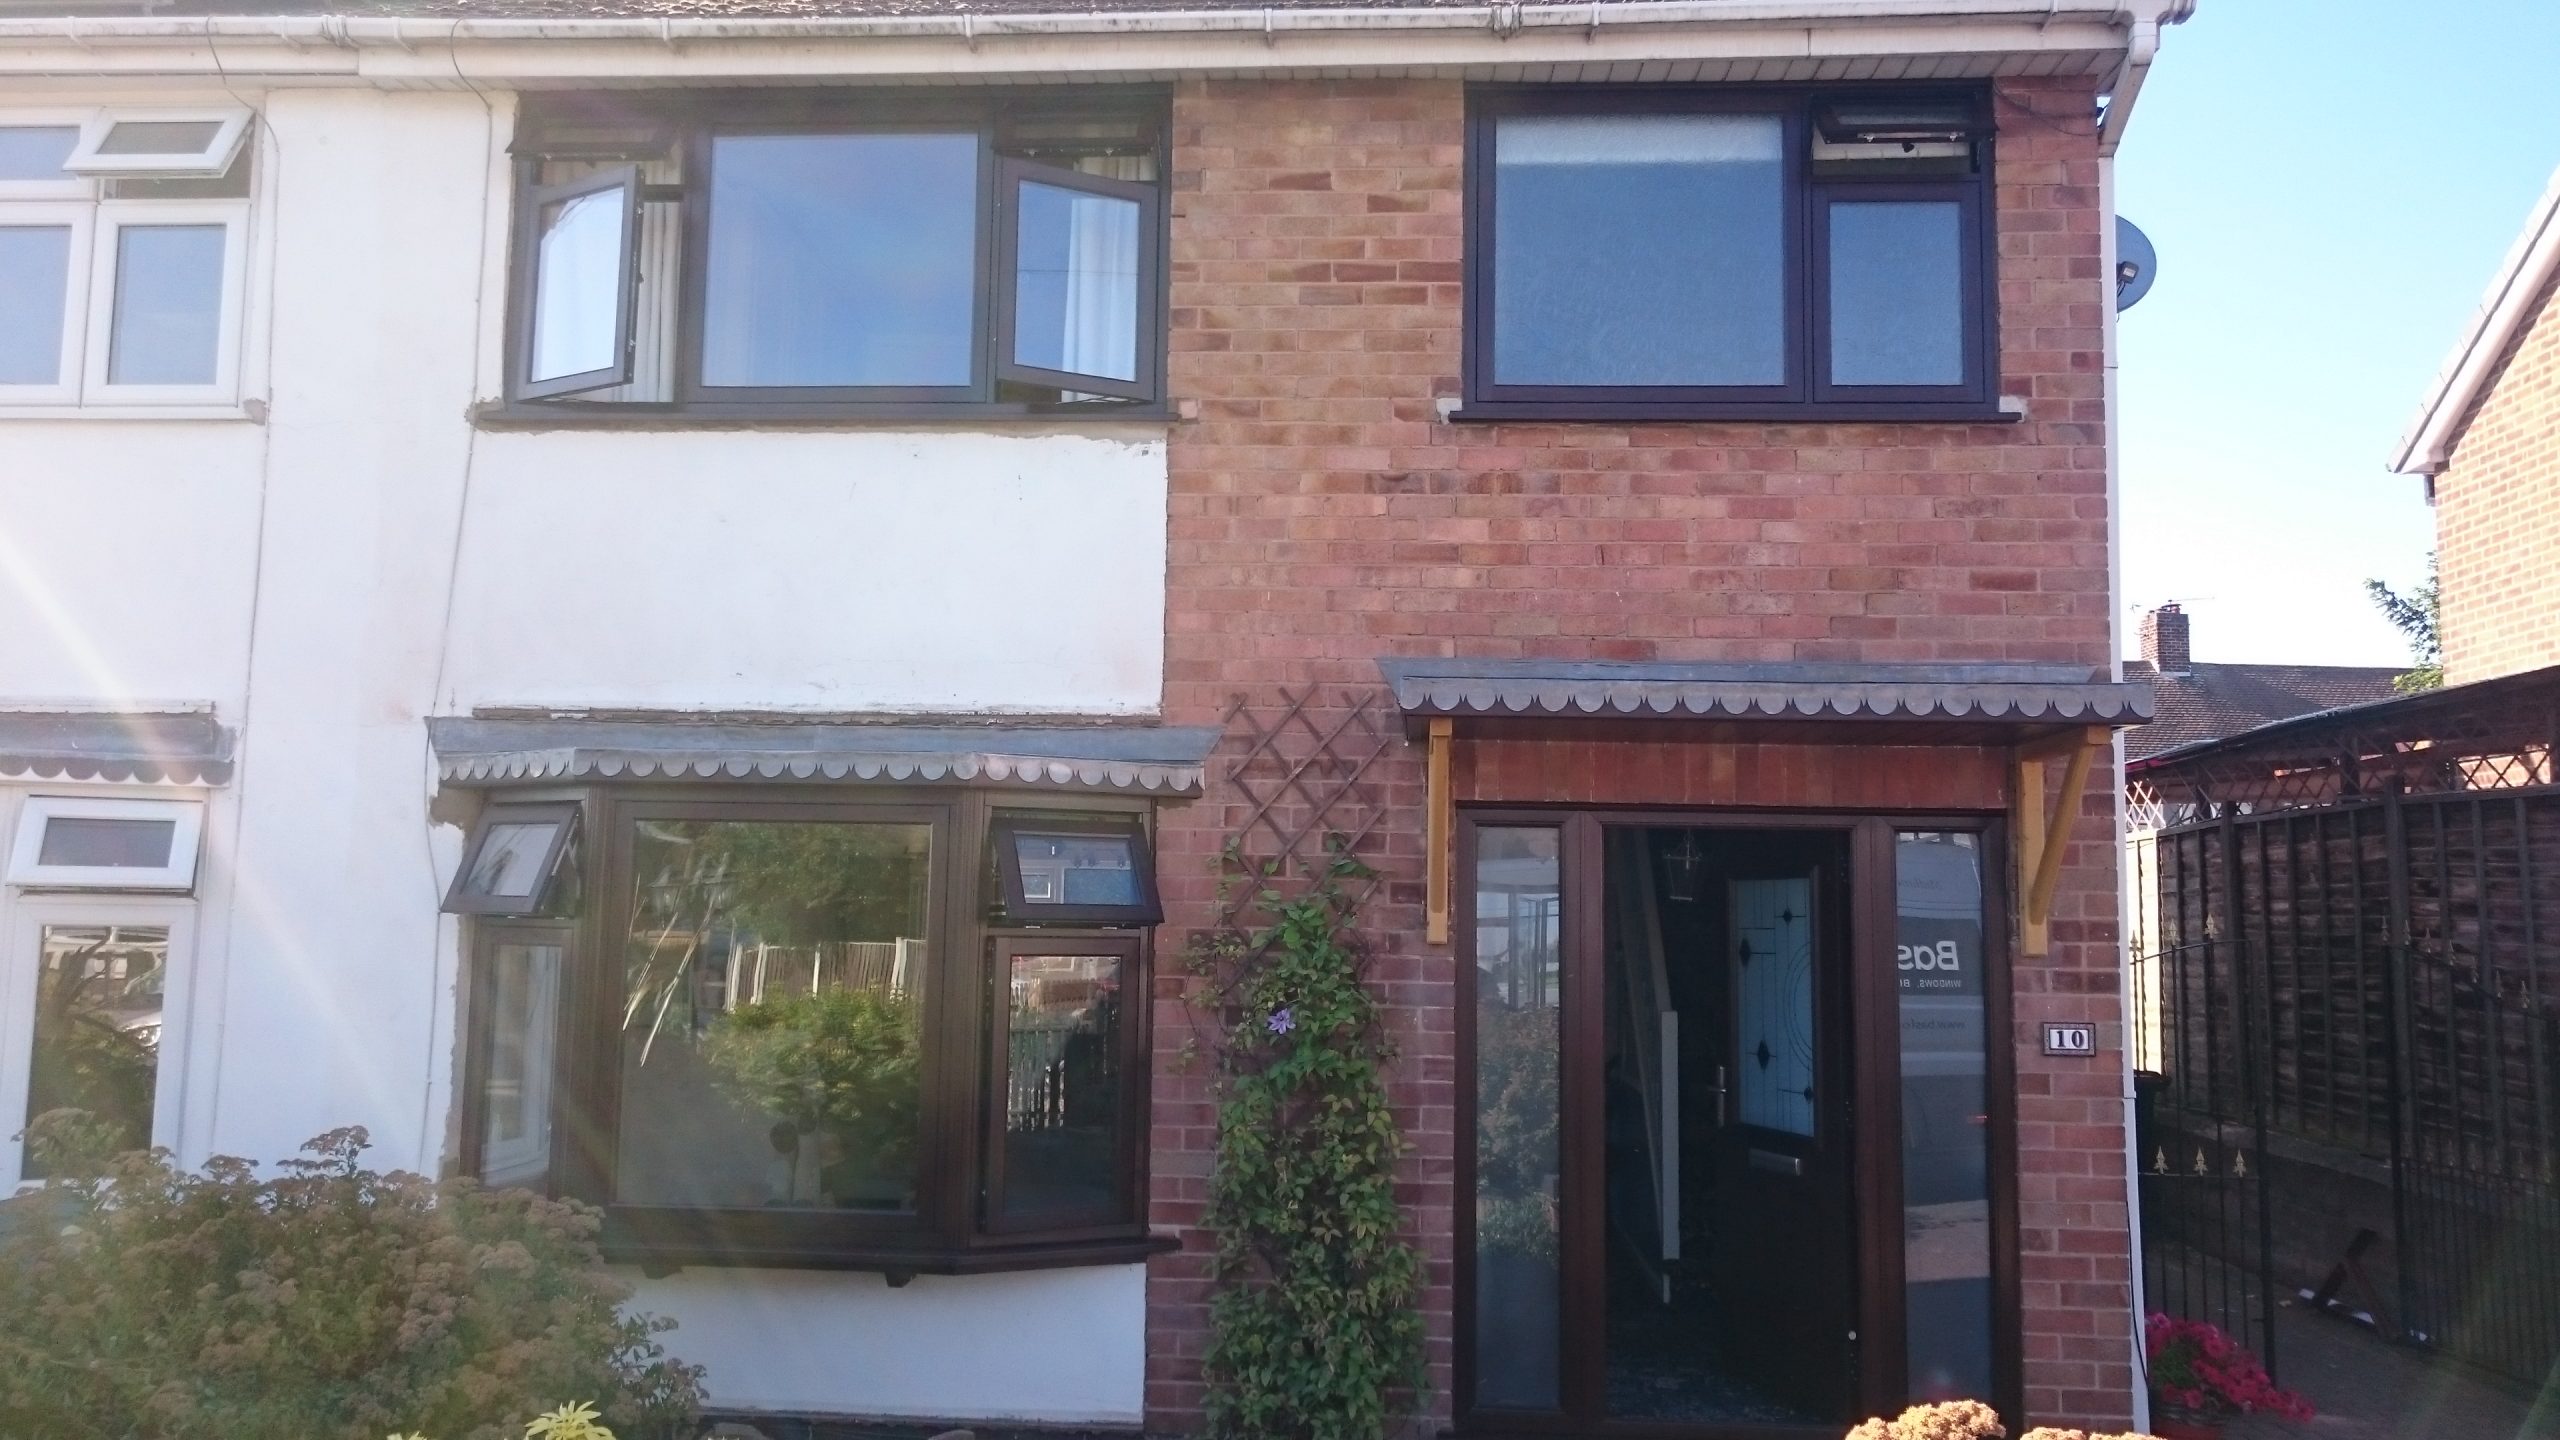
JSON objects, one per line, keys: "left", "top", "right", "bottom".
{"left": 990, "top": 813, "right": 1162, "bottom": 926}
{"left": 66, "top": 110, "right": 253, "bottom": 177}
{"left": 443, "top": 803, "right": 579, "bottom": 916}
{"left": 6, "top": 796, "right": 205, "bottom": 891}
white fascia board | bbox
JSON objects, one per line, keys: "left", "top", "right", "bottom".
{"left": 0, "top": 3, "right": 2149, "bottom": 88}
{"left": 2390, "top": 161, "right": 2560, "bottom": 477}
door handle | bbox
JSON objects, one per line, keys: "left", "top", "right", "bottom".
{"left": 1707, "top": 1063, "right": 1727, "bottom": 1127}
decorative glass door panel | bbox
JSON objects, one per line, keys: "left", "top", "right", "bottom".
{"left": 1731, "top": 877, "right": 1817, "bottom": 1138}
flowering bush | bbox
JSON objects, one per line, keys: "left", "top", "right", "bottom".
{"left": 0, "top": 1119, "right": 703, "bottom": 1440}
{"left": 1844, "top": 1398, "right": 2172, "bottom": 1440}
{"left": 2145, "top": 1313, "right": 2313, "bottom": 1421}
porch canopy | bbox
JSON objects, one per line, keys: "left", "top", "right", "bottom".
{"left": 427, "top": 715, "right": 1221, "bottom": 796}
{"left": 1379, "top": 657, "right": 2152, "bottom": 746}
{"left": 0, "top": 709, "right": 234, "bottom": 785}
{"left": 1380, "top": 657, "right": 2154, "bottom": 953}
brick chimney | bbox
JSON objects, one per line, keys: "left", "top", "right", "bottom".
{"left": 2141, "top": 603, "right": 2191, "bottom": 675}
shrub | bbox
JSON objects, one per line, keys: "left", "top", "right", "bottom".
{"left": 1194, "top": 845, "right": 1426, "bottom": 1440}
{"left": 0, "top": 1118, "right": 703, "bottom": 1440}
{"left": 1846, "top": 1399, "right": 2173, "bottom": 1440}
{"left": 2145, "top": 1313, "right": 2313, "bottom": 1421}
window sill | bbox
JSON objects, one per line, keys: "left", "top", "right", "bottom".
{"left": 470, "top": 400, "right": 1173, "bottom": 432}
{"left": 0, "top": 400, "right": 264, "bottom": 423}
{"left": 600, "top": 1223, "right": 1174, "bottom": 1278}
{"left": 1444, "top": 399, "right": 2023, "bottom": 426}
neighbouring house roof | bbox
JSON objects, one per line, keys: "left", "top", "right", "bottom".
{"left": 1380, "top": 657, "right": 2153, "bottom": 743}
{"left": 2390, "top": 160, "right": 2560, "bottom": 476}
{"left": 427, "top": 714, "right": 1221, "bottom": 795}
{"left": 2126, "top": 661, "right": 2560, "bottom": 810}
{"left": 2121, "top": 660, "right": 2402, "bottom": 763}
{"left": 0, "top": 709, "right": 235, "bottom": 786}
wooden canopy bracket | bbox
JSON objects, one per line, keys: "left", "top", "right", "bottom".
{"left": 1426, "top": 718, "right": 1453, "bottom": 945}
{"left": 2013, "top": 726, "right": 2108, "bottom": 957}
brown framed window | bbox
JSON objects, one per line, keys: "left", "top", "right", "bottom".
{"left": 451, "top": 787, "right": 1161, "bottom": 1274}
{"left": 984, "top": 933, "right": 1143, "bottom": 1234}
{"left": 499, "top": 92, "right": 1168, "bottom": 420}
{"left": 441, "top": 802, "right": 577, "bottom": 917}
{"left": 458, "top": 921, "right": 568, "bottom": 1190}
{"left": 1460, "top": 86, "right": 1996, "bottom": 423}
{"left": 989, "top": 811, "right": 1162, "bottom": 926}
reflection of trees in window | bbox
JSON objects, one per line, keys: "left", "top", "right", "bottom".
{"left": 619, "top": 819, "right": 930, "bottom": 1210}
{"left": 26, "top": 925, "right": 167, "bottom": 1176}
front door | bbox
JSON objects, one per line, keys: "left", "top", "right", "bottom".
{"left": 1464, "top": 817, "right": 1884, "bottom": 1436}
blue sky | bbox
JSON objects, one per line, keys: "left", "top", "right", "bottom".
{"left": 2114, "top": 1, "right": 2560, "bottom": 665}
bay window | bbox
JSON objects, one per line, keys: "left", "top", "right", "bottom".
{"left": 501, "top": 93, "right": 1166, "bottom": 418}
{"left": 1462, "top": 87, "right": 1996, "bottom": 422}
{"left": 0, "top": 109, "right": 253, "bottom": 410}
{"left": 447, "top": 787, "right": 1160, "bottom": 1273}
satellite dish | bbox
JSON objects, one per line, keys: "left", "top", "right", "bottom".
{"left": 2116, "top": 217, "right": 2158, "bottom": 311}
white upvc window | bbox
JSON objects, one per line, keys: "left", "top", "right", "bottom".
{"left": 0, "top": 106, "right": 254, "bottom": 411}
{"left": 0, "top": 896, "right": 195, "bottom": 1187}
{"left": 6, "top": 795, "right": 205, "bottom": 891}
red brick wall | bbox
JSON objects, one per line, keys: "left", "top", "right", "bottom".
{"left": 2438, "top": 276, "right": 2560, "bottom": 685}
{"left": 1149, "top": 74, "right": 2131, "bottom": 1433}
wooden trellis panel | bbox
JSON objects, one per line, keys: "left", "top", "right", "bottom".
{"left": 1215, "top": 686, "right": 1397, "bottom": 927}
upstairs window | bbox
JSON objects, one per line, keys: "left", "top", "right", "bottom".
{"left": 0, "top": 108, "right": 254, "bottom": 409}
{"left": 503, "top": 94, "right": 1165, "bottom": 417}
{"left": 1464, "top": 88, "right": 1994, "bottom": 421}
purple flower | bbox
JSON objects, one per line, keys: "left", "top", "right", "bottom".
{"left": 1266, "top": 1007, "right": 1295, "bottom": 1035}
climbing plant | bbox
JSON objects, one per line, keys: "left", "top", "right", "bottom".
{"left": 1195, "top": 841, "right": 1425, "bottom": 1440}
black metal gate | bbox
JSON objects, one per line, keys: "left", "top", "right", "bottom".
{"left": 2132, "top": 787, "right": 2560, "bottom": 1388}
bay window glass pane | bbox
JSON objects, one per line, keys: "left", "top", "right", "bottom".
{"left": 1473, "top": 826, "right": 1563, "bottom": 1410}
{"left": 37, "top": 816, "right": 175, "bottom": 870}
{"left": 0, "top": 126, "right": 76, "bottom": 179}
{"left": 616, "top": 818, "right": 931, "bottom": 1212}
{"left": 0, "top": 225, "right": 71, "bottom": 384}
{"left": 478, "top": 939, "right": 561, "bottom": 1188}
{"left": 1013, "top": 180, "right": 1140, "bottom": 382}
{"left": 1492, "top": 113, "right": 1785, "bottom": 387}
{"left": 1829, "top": 200, "right": 1965, "bottom": 386}
{"left": 466, "top": 820, "right": 562, "bottom": 900}
{"left": 529, "top": 184, "right": 627, "bottom": 382}
{"left": 1012, "top": 830, "right": 1140, "bottom": 907}
{"left": 1896, "top": 831, "right": 1995, "bottom": 1402}
{"left": 702, "top": 133, "right": 978, "bottom": 388}
{"left": 998, "top": 950, "right": 1125, "bottom": 1222}
{"left": 25, "top": 924, "right": 167, "bottom": 1178}
{"left": 107, "top": 223, "right": 225, "bottom": 385}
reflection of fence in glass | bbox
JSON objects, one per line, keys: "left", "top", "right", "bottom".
{"left": 726, "top": 937, "right": 920, "bottom": 1009}
{"left": 1006, "top": 955, "right": 1119, "bottom": 1134}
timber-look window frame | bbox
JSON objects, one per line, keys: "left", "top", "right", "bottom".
{"left": 497, "top": 90, "right": 1169, "bottom": 423}
{"left": 1459, "top": 85, "right": 2000, "bottom": 424}
{"left": 447, "top": 784, "right": 1163, "bottom": 1276}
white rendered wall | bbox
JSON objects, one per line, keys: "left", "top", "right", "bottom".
{"left": 631, "top": 1265, "right": 1149, "bottom": 1423}
{"left": 0, "top": 82, "right": 1168, "bottom": 1424}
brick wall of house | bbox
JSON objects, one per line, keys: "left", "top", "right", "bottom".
{"left": 1147, "top": 74, "right": 2132, "bottom": 1432}
{"left": 2438, "top": 276, "right": 2560, "bottom": 686}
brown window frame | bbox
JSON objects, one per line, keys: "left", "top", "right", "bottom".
{"left": 494, "top": 90, "right": 1172, "bottom": 424}
{"left": 981, "top": 931, "right": 1148, "bottom": 1237}
{"left": 452, "top": 783, "right": 1166, "bottom": 1277}
{"left": 442, "top": 802, "right": 579, "bottom": 917}
{"left": 989, "top": 810, "right": 1164, "bottom": 926}
{"left": 1457, "top": 85, "right": 2001, "bottom": 425}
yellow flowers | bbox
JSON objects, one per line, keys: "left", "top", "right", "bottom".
{"left": 385, "top": 1400, "right": 615, "bottom": 1440}
{"left": 526, "top": 1402, "right": 616, "bottom": 1440}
